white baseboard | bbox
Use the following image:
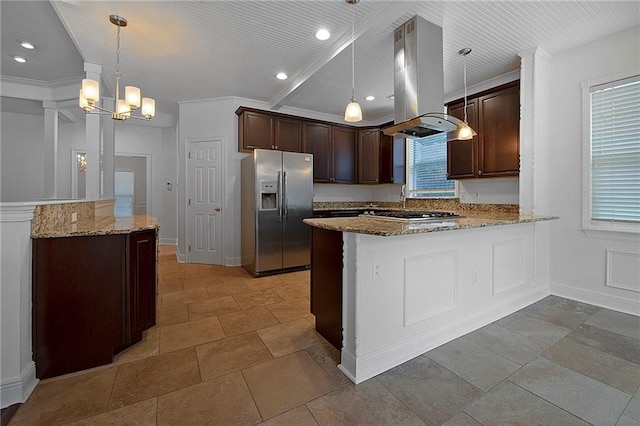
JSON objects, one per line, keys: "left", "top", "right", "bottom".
{"left": 551, "top": 282, "right": 640, "bottom": 315}
{"left": 1, "top": 362, "right": 38, "bottom": 409}
{"left": 158, "top": 238, "right": 177, "bottom": 245}
{"left": 225, "top": 256, "right": 242, "bottom": 267}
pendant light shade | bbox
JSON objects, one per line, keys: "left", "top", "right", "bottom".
{"left": 345, "top": 97, "right": 363, "bottom": 122}
{"left": 344, "top": 0, "right": 362, "bottom": 123}
{"left": 457, "top": 47, "right": 476, "bottom": 140}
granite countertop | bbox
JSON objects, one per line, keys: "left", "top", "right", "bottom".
{"left": 303, "top": 212, "right": 557, "bottom": 237}
{"left": 31, "top": 215, "right": 159, "bottom": 238}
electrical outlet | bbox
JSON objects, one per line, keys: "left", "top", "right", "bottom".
{"left": 71, "top": 212, "right": 78, "bottom": 223}
{"left": 373, "top": 262, "right": 382, "bottom": 280}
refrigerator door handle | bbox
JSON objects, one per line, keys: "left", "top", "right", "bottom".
{"left": 283, "top": 171, "right": 288, "bottom": 220}
{"left": 277, "top": 171, "right": 282, "bottom": 221}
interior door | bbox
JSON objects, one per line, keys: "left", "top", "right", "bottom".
{"left": 188, "top": 139, "right": 223, "bottom": 264}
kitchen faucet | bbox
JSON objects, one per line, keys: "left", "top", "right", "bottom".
{"left": 400, "top": 184, "right": 406, "bottom": 209}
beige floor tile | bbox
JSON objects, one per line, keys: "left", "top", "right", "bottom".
{"left": 67, "top": 398, "right": 157, "bottom": 426}
{"left": 162, "top": 270, "right": 200, "bottom": 281}
{"left": 245, "top": 276, "right": 286, "bottom": 291}
{"left": 259, "top": 405, "right": 319, "bottom": 425}
{"left": 114, "top": 328, "right": 160, "bottom": 364}
{"left": 266, "top": 298, "right": 313, "bottom": 323}
{"left": 108, "top": 348, "right": 201, "bottom": 409}
{"left": 206, "top": 280, "right": 252, "bottom": 298}
{"left": 181, "top": 275, "right": 219, "bottom": 290}
{"left": 242, "top": 351, "right": 339, "bottom": 420}
{"left": 159, "top": 316, "right": 226, "bottom": 354}
{"left": 157, "top": 371, "right": 261, "bottom": 426}
{"left": 273, "top": 282, "right": 310, "bottom": 301}
{"left": 219, "top": 306, "right": 280, "bottom": 336}
{"left": 9, "top": 366, "right": 117, "bottom": 426}
{"left": 160, "top": 287, "right": 209, "bottom": 307}
{"left": 279, "top": 269, "right": 310, "bottom": 279}
{"left": 156, "top": 304, "right": 190, "bottom": 327}
{"left": 157, "top": 279, "right": 183, "bottom": 294}
{"left": 188, "top": 295, "right": 241, "bottom": 320}
{"left": 233, "top": 288, "right": 284, "bottom": 309}
{"left": 257, "top": 319, "right": 324, "bottom": 358}
{"left": 196, "top": 331, "right": 273, "bottom": 381}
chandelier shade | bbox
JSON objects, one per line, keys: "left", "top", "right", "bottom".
{"left": 78, "top": 15, "right": 155, "bottom": 121}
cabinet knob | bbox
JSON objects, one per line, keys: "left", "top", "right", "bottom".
{"left": 478, "top": 169, "right": 483, "bottom": 176}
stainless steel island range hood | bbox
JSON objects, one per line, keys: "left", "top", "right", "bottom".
{"left": 383, "top": 16, "right": 475, "bottom": 140}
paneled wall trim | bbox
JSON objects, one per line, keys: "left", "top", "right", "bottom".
{"left": 605, "top": 250, "right": 640, "bottom": 293}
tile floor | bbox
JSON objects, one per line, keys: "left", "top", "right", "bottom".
{"left": 8, "top": 245, "right": 640, "bottom": 425}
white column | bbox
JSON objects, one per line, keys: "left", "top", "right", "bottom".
{"left": 84, "top": 63, "right": 102, "bottom": 200}
{"left": 42, "top": 101, "right": 59, "bottom": 199}
{"left": 101, "top": 103, "right": 115, "bottom": 200}
{"left": 518, "top": 47, "right": 552, "bottom": 289}
{"left": 0, "top": 203, "right": 38, "bottom": 407}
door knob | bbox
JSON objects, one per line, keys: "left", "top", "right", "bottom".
{"left": 214, "top": 207, "right": 221, "bottom": 212}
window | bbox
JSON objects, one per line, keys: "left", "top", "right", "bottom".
{"left": 114, "top": 170, "right": 135, "bottom": 217}
{"left": 407, "top": 133, "right": 455, "bottom": 197}
{"left": 582, "top": 74, "right": 640, "bottom": 236}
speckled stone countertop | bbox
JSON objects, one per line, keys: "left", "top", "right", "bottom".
{"left": 31, "top": 215, "right": 159, "bottom": 238}
{"left": 303, "top": 212, "right": 557, "bottom": 237}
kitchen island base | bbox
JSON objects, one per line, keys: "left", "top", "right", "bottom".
{"left": 311, "top": 222, "right": 550, "bottom": 384}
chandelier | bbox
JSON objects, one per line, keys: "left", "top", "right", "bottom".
{"left": 79, "top": 15, "right": 155, "bottom": 121}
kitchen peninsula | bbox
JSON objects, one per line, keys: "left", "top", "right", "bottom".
{"left": 304, "top": 206, "right": 556, "bottom": 384}
{"left": 30, "top": 201, "right": 159, "bottom": 379}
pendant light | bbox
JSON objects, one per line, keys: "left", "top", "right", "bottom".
{"left": 79, "top": 15, "right": 155, "bottom": 121}
{"left": 344, "top": 0, "right": 362, "bottom": 122}
{"left": 457, "top": 48, "right": 473, "bottom": 140}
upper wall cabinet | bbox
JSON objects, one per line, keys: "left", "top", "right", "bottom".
{"left": 446, "top": 81, "right": 520, "bottom": 179}
{"left": 302, "top": 122, "right": 356, "bottom": 184}
{"left": 236, "top": 107, "right": 301, "bottom": 152}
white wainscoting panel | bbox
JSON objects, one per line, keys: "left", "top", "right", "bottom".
{"left": 492, "top": 239, "right": 525, "bottom": 295}
{"left": 606, "top": 250, "right": 640, "bottom": 293}
{"left": 403, "top": 250, "right": 458, "bottom": 326}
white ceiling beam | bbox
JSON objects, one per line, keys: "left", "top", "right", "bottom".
{"left": 268, "top": 1, "right": 410, "bottom": 110}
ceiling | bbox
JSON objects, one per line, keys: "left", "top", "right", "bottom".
{"left": 1, "top": 1, "right": 638, "bottom": 124}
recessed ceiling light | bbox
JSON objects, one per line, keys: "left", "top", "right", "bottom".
{"left": 276, "top": 72, "right": 288, "bottom": 80}
{"left": 13, "top": 56, "right": 27, "bottom": 63}
{"left": 365, "top": 95, "right": 375, "bottom": 101}
{"left": 18, "top": 40, "right": 35, "bottom": 49}
{"left": 315, "top": 29, "right": 330, "bottom": 41}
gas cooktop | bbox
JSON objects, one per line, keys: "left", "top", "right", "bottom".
{"left": 360, "top": 210, "right": 463, "bottom": 222}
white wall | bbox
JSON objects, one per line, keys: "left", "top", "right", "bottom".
{"left": 549, "top": 27, "right": 640, "bottom": 314}
{"left": 1, "top": 112, "right": 45, "bottom": 201}
{"left": 0, "top": 111, "right": 178, "bottom": 243}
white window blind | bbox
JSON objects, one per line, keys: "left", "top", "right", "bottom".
{"left": 590, "top": 76, "right": 640, "bottom": 223}
{"left": 407, "top": 133, "right": 455, "bottom": 197}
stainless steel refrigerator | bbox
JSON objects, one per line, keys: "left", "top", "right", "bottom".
{"left": 241, "top": 149, "right": 313, "bottom": 277}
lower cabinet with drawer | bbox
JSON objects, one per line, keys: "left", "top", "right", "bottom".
{"left": 32, "top": 229, "right": 157, "bottom": 379}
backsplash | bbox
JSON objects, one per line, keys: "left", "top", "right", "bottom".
{"left": 314, "top": 199, "right": 519, "bottom": 214}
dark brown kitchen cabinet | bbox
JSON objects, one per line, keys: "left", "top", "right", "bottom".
{"left": 302, "top": 122, "right": 356, "bottom": 183}
{"left": 446, "top": 81, "right": 520, "bottom": 179}
{"left": 310, "top": 227, "right": 343, "bottom": 350}
{"left": 332, "top": 126, "right": 357, "bottom": 184}
{"left": 128, "top": 230, "right": 157, "bottom": 339}
{"left": 237, "top": 109, "right": 274, "bottom": 151}
{"left": 32, "top": 230, "right": 157, "bottom": 379}
{"left": 274, "top": 116, "right": 302, "bottom": 152}
{"left": 237, "top": 108, "right": 302, "bottom": 152}
{"left": 302, "top": 121, "right": 332, "bottom": 182}
{"left": 357, "top": 128, "right": 380, "bottom": 184}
